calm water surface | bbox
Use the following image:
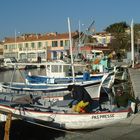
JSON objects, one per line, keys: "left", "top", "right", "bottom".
{"left": 0, "top": 68, "right": 46, "bottom": 82}
{"left": 0, "top": 68, "right": 131, "bottom": 140}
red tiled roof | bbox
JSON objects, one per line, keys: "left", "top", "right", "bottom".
{"left": 4, "top": 32, "right": 79, "bottom": 43}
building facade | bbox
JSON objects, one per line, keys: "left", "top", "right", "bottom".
{"left": 2, "top": 31, "right": 112, "bottom": 62}
{"left": 73, "top": 32, "right": 112, "bottom": 58}
{"left": 0, "top": 42, "right": 3, "bottom": 56}
{"left": 3, "top": 32, "right": 78, "bottom": 62}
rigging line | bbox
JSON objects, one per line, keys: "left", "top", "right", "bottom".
{"left": 24, "top": 120, "right": 84, "bottom": 135}
{"left": 10, "top": 65, "right": 16, "bottom": 87}
{"left": 19, "top": 69, "right": 26, "bottom": 82}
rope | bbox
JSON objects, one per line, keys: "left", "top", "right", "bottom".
{"left": 15, "top": 105, "right": 81, "bottom": 135}
{"left": 23, "top": 120, "right": 83, "bottom": 135}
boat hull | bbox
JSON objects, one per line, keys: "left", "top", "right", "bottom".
{"left": 0, "top": 103, "right": 129, "bottom": 130}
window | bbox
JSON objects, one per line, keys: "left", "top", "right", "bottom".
{"left": 38, "top": 52, "right": 45, "bottom": 59}
{"left": 102, "top": 38, "right": 106, "bottom": 44}
{"left": 9, "top": 44, "right": 15, "bottom": 51}
{"left": 4, "top": 45, "right": 7, "bottom": 50}
{"left": 65, "top": 40, "right": 69, "bottom": 46}
{"left": 46, "top": 41, "right": 48, "bottom": 47}
{"left": 52, "top": 65, "right": 62, "bottom": 72}
{"left": 60, "top": 40, "right": 63, "bottom": 47}
{"left": 52, "top": 51, "right": 57, "bottom": 59}
{"left": 18, "top": 44, "right": 23, "bottom": 51}
{"left": 25, "top": 43, "right": 28, "bottom": 49}
{"left": 38, "top": 42, "right": 42, "bottom": 48}
{"left": 31, "top": 42, "right": 35, "bottom": 48}
{"left": 52, "top": 41, "right": 58, "bottom": 47}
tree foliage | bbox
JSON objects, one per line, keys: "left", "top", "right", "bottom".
{"left": 105, "top": 22, "right": 130, "bottom": 52}
{"left": 105, "top": 22, "right": 140, "bottom": 54}
{"left": 105, "top": 22, "right": 129, "bottom": 33}
{"left": 134, "top": 23, "right": 140, "bottom": 42}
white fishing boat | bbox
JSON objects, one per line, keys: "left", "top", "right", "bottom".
{"left": 0, "top": 91, "right": 132, "bottom": 130}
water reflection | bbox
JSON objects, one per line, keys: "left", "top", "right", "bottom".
{"left": 0, "top": 68, "right": 46, "bottom": 82}
{"left": 0, "top": 119, "right": 103, "bottom": 140}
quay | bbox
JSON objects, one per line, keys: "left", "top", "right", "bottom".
{"left": 72, "top": 67, "right": 140, "bottom": 140}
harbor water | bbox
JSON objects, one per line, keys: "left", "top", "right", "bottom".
{"left": 0, "top": 68, "right": 131, "bottom": 140}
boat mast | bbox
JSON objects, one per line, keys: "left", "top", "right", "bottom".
{"left": 78, "top": 20, "right": 81, "bottom": 54}
{"left": 131, "top": 19, "right": 135, "bottom": 68}
{"left": 67, "top": 17, "right": 75, "bottom": 82}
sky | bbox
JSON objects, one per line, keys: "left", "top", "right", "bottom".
{"left": 0, "top": 0, "right": 140, "bottom": 40}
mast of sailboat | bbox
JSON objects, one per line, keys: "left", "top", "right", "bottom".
{"left": 67, "top": 17, "right": 75, "bottom": 83}
{"left": 131, "top": 19, "right": 135, "bottom": 68}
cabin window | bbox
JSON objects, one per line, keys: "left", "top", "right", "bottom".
{"left": 51, "top": 65, "right": 62, "bottom": 72}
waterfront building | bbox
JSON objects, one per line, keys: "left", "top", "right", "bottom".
{"left": 92, "top": 32, "right": 112, "bottom": 46}
{"left": 1, "top": 31, "right": 112, "bottom": 62}
{"left": 73, "top": 32, "right": 112, "bottom": 58}
{"left": 2, "top": 32, "right": 78, "bottom": 62}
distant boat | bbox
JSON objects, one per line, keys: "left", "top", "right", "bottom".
{"left": 1, "top": 57, "right": 37, "bottom": 70}
{"left": 2, "top": 57, "right": 26, "bottom": 70}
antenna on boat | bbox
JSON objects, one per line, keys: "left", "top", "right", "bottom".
{"left": 67, "top": 17, "right": 75, "bottom": 83}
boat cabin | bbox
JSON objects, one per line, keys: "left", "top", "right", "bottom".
{"left": 45, "top": 62, "right": 68, "bottom": 78}
{"left": 87, "top": 50, "right": 104, "bottom": 60}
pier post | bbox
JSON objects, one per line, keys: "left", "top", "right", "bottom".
{"left": 4, "top": 113, "right": 12, "bottom": 140}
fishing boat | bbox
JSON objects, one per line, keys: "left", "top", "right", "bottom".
{"left": 0, "top": 71, "right": 115, "bottom": 100}
{"left": 0, "top": 90, "right": 132, "bottom": 130}
{"left": 24, "top": 62, "right": 104, "bottom": 84}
